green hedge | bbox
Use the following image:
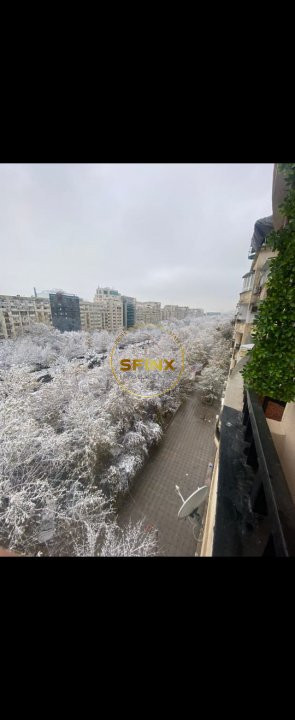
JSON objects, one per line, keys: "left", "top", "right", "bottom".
{"left": 242, "top": 164, "right": 295, "bottom": 403}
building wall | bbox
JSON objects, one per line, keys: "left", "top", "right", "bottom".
{"left": 231, "top": 244, "right": 277, "bottom": 369}
{"left": 105, "top": 297, "right": 123, "bottom": 332}
{"left": 267, "top": 403, "right": 295, "bottom": 504}
{"left": 136, "top": 301, "right": 161, "bottom": 325}
{"left": 94, "top": 287, "right": 123, "bottom": 332}
{"left": 94, "top": 286, "right": 120, "bottom": 300}
{"left": 49, "top": 293, "right": 81, "bottom": 332}
{"left": 189, "top": 308, "right": 204, "bottom": 317}
{"left": 0, "top": 295, "right": 52, "bottom": 339}
{"left": 161, "top": 305, "right": 190, "bottom": 321}
{"left": 79, "top": 300, "right": 106, "bottom": 332}
{"left": 122, "top": 296, "right": 136, "bottom": 328}
{"left": 201, "top": 165, "right": 295, "bottom": 555}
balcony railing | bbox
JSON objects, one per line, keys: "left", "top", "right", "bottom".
{"left": 212, "top": 389, "right": 295, "bottom": 556}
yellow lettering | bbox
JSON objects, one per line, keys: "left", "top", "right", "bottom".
{"left": 164, "top": 359, "right": 175, "bottom": 371}
{"left": 148, "top": 359, "right": 163, "bottom": 371}
{"left": 132, "top": 359, "right": 144, "bottom": 370}
{"left": 120, "top": 359, "right": 131, "bottom": 371}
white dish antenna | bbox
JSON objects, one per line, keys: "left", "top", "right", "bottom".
{"left": 178, "top": 485, "right": 208, "bottom": 519}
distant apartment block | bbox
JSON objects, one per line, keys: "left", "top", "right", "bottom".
{"left": 0, "top": 295, "right": 52, "bottom": 339}
{"left": 94, "top": 286, "right": 123, "bottom": 332}
{"left": 136, "top": 301, "right": 161, "bottom": 325}
{"left": 122, "top": 296, "right": 136, "bottom": 329}
{"left": 79, "top": 300, "right": 106, "bottom": 332}
{"left": 49, "top": 292, "right": 81, "bottom": 333}
{"left": 188, "top": 308, "right": 204, "bottom": 317}
{"left": 94, "top": 287, "right": 120, "bottom": 300}
{"left": 162, "top": 305, "right": 189, "bottom": 321}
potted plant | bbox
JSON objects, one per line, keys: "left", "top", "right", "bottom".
{"left": 261, "top": 397, "right": 286, "bottom": 421}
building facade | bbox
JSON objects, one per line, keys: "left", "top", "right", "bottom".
{"left": 79, "top": 300, "right": 106, "bottom": 332}
{"left": 200, "top": 164, "right": 295, "bottom": 557}
{"left": 122, "top": 296, "right": 136, "bottom": 329}
{"left": 49, "top": 292, "right": 81, "bottom": 332}
{"left": 188, "top": 308, "right": 204, "bottom": 318}
{"left": 0, "top": 295, "right": 52, "bottom": 339}
{"left": 231, "top": 216, "right": 276, "bottom": 370}
{"left": 94, "top": 286, "right": 123, "bottom": 332}
{"left": 136, "top": 301, "right": 161, "bottom": 325}
{"left": 161, "top": 305, "right": 190, "bottom": 321}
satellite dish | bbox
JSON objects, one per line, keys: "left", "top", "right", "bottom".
{"left": 178, "top": 485, "right": 208, "bottom": 519}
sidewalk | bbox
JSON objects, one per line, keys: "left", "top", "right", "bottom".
{"left": 118, "top": 392, "right": 216, "bottom": 556}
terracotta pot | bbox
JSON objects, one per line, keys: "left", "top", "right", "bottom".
{"left": 262, "top": 396, "right": 286, "bottom": 421}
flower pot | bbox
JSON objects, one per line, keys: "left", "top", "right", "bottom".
{"left": 262, "top": 396, "right": 286, "bottom": 421}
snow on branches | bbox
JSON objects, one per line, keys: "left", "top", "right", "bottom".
{"left": 0, "top": 315, "right": 232, "bottom": 555}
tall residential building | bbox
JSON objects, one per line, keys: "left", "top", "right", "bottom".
{"left": 93, "top": 286, "right": 123, "bottom": 332}
{"left": 49, "top": 292, "right": 81, "bottom": 332}
{"left": 79, "top": 300, "right": 106, "bottom": 332}
{"left": 136, "top": 301, "right": 161, "bottom": 325}
{"left": 231, "top": 217, "right": 276, "bottom": 370}
{"left": 121, "top": 296, "right": 136, "bottom": 329}
{"left": 0, "top": 295, "right": 52, "bottom": 339}
{"left": 200, "top": 164, "right": 295, "bottom": 558}
{"left": 161, "top": 305, "right": 190, "bottom": 321}
{"left": 94, "top": 286, "right": 121, "bottom": 300}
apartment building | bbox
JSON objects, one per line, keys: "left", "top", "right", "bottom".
{"left": 231, "top": 216, "right": 276, "bottom": 370}
{"left": 94, "top": 286, "right": 123, "bottom": 332}
{"left": 79, "top": 300, "right": 106, "bottom": 332}
{"left": 188, "top": 308, "right": 204, "bottom": 318}
{"left": 121, "top": 296, "right": 136, "bottom": 329}
{"left": 136, "top": 301, "right": 161, "bottom": 325}
{"left": 200, "top": 164, "right": 295, "bottom": 557}
{"left": 0, "top": 295, "right": 52, "bottom": 339}
{"left": 49, "top": 292, "right": 81, "bottom": 332}
{"left": 161, "top": 305, "right": 190, "bottom": 321}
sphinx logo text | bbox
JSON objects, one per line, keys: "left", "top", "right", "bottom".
{"left": 120, "top": 358, "right": 175, "bottom": 372}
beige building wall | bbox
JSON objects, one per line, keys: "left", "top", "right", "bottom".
{"left": 93, "top": 287, "right": 123, "bottom": 333}
{"left": 199, "top": 449, "right": 220, "bottom": 556}
{"left": 93, "top": 297, "right": 123, "bottom": 332}
{"left": 266, "top": 403, "right": 295, "bottom": 504}
{"left": 136, "top": 301, "right": 161, "bottom": 325}
{"left": 106, "top": 297, "right": 123, "bottom": 332}
{"left": 79, "top": 300, "right": 106, "bottom": 332}
{"left": 231, "top": 244, "right": 277, "bottom": 370}
{"left": 162, "top": 305, "right": 190, "bottom": 321}
{"left": 0, "top": 295, "right": 52, "bottom": 339}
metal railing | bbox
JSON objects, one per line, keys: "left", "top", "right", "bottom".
{"left": 212, "top": 389, "right": 295, "bottom": 556}
{"left": 242, "top": 390, "right": 295, "bottom": 556}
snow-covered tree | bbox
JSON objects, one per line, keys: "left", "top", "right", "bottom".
{"left": 0, "top": 313, "right": 231, "bottom": 555}
{"left": 196, "top": 364, "right": 227, "bottom": 405}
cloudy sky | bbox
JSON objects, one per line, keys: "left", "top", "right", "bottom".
{"left": 0, "top": 163, "right": 274, "bottom": 311}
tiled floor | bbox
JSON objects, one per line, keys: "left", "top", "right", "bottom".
{"left": 118, "top": 393, "right": 217, "bottom": 556}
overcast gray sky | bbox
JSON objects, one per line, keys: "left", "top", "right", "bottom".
{"left": 0, "top": 163, "right": 274, "bottom": 311}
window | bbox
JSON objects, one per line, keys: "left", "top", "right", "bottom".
{"left": 242, "top": 273, "right": 254, "bottom": 292}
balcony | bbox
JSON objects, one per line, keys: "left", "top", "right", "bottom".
{"left": 239, "top": 289, "right": 253, "bottom": 305}
{"left": 212, "top": 388, "right": 295, "bottom": 556}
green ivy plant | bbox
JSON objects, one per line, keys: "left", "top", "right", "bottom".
{"left": 242, "top": 163, "right": 295, "bottom": 403}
